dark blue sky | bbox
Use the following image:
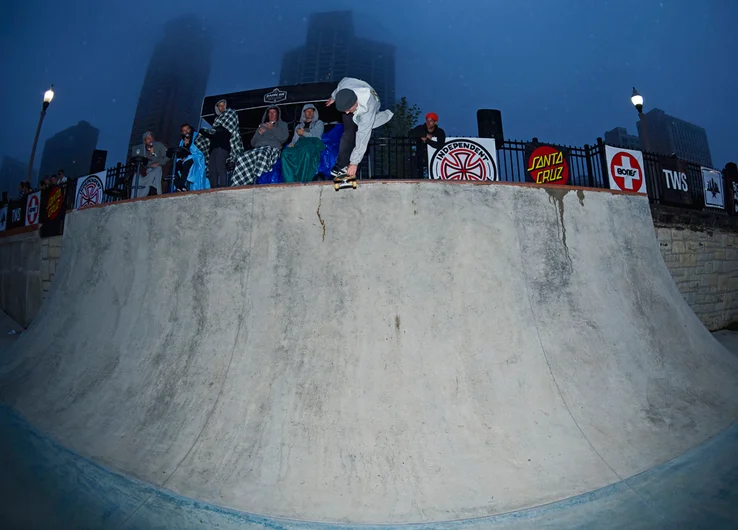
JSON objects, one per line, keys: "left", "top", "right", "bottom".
{"left": 1, "top": 0, "right": 736, "bottom": 171}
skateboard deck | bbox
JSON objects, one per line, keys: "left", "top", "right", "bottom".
{"left": 334, "top": 175, "right": 357, "bottom": 191}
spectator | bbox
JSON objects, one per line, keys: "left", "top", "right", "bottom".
{"left": 282, "top": 104, "right": 326, "bottom": 183}
{"left": 50, "top": 175, "right": 58, "bottom": 187}
{"left": 209, "top": 100, "right": 234, "bottom": 188}
{"left": 326, "top": 77, "right": 394, "bottom": 180}
{"left": 231, "top": 106, "right": 288, "bottom": 186}
{"left": 175, "top": 123, "right": 209, "bottom": 191}
{"left": 131, "top": 131, "right": 169, "bottom": 196}
{"left": 17, "top": 182, "right": 28, "bottom": 200}
{"left": 39, "top": 177, "right": 50, "bottom": 191}
{"left": 57, "top": 170, "right": 67, "bottom": 185}
{"left": 408, "top": 112, "right": 446, "bottom": 178}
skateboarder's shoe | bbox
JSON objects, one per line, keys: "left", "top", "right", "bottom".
{"left": 331, "top": 165, "right": 348, "bottom": 179}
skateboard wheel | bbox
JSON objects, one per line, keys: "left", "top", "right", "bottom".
{"left": 352, "top": 181, "right": 357, "bottom": 189}
{"left": 334, "top": 183, "right": 339, "bottom": 191}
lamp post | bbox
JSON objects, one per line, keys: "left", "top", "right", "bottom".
{"left": 631, "top": 87, "right": 649, "bottom": 152}
{"left": 26, "top": 84, "right": 55, "bottom": 182}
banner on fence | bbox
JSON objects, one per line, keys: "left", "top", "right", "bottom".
{"left": 7, "top": 200, "right": 25, "bottom": 230}
{"left": 659, "top": 157, "right": 693, "bottom": 207}
{"left": 40, "top": 186, "right": 67, "bottom": 238}
{"left": 25, "top": 191, "right": 41, "bottom": 226}
{"left": 74, "top": 171, "right": 105, "bottom": 210}
{"left": 605, "top": 145, "right": 647, "bottom": 194}
{"left": 428, "top": 137, "right": 498, "bottom": 181}
{"left": 701, "top": 167, "right": 724, "bottom": 209}
{"left": 730, "top": 180, "right": 738, "bottom": 216}
{"left": 524, "top": 144, "right": 570, "bottom": 185}
{"left": 0, "top": 205, "right": 6, "bottom": 232}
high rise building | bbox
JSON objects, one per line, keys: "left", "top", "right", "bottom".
{"left": 0, "top": 156, "right": 27, "bottom": 198}
{"left": 128, "top": 14, "right": 212, "bottom": 155}
{"left": 39, "top": 120, "right": 99, "bottom": 179}
{"left": 636, "top": 109, "right": 713, "bottom": 167}
{"left": 604, "top": 127, "right": 641, "bottom": 151}
{"left": 280, "top": 11, "right": 396, "bottom": 107}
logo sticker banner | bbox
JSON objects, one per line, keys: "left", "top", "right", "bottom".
{"left": 7, "top": 200, "right": 25, "bottom": 230}
{"left": 605, "top": 145, "right": 647, "bottom": 194}
{"left": 524, "top": 144, "right": 570, "bottom": 185}
{"left": 25, "top": 191, "right": 41, "bottom": 226}
{"left": 40, "top": 185, "right": 67, "bottom": 238}
{"left": 75, "top": 171, "right": 105, "bottom": 210}
{"left": 0, "top": 205, "right": 6, "bottom": 232}
{"left": 428, "top": 138, "right": 498, "bottom": 181}
{"left": 731, "top": 180, "right": 738, "bottom": 216}
{"left": 701, "top": 167, "right": 724, "bottom": 209}
{"left": 660, "top": 157, "right": 693, "bottom": 207}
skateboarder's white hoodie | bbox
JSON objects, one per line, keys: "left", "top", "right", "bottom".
{"left": 331, "top": 77, "right": 394, "bottom": 166}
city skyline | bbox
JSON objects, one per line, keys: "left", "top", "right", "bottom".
{"left": 1, "top": 1, "right": 736, "bottom": 171}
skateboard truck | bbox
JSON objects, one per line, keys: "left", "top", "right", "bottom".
{"left": 334, "top": 175, "right": 357, "bottom": 191}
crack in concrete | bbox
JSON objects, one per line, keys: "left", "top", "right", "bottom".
{"left": 317, "top": 188, "right": 326, "bottom": 242}
{"left": 545, "top": 188, "right": 573, "bottom": 266}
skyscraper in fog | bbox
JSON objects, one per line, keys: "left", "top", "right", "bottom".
{"left": 39, "top": 120, "right": 99, "bottom": 179}
{"left": 280, "top": 11, "right": 396, "bottom": 106}
{"left": 128, "top": 15, "right": 212, "bottom": 154}
{"left": 637, "top": 109, "right": 713, "bottom": 167}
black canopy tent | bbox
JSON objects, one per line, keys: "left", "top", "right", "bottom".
{"left": 200, "top": 82, "right": 343, "bottom": 141}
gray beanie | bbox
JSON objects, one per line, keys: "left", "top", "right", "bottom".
{"left": 335, "top": 89, "right": 358, "bottom": 112}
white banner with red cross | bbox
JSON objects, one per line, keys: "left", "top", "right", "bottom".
{"left": 25, "top": 191, "right": 41, "bottom": 226}
{"left": 605, "top": 145, "right": 647, "bottom": 194}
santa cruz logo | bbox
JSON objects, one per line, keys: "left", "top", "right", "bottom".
{"left": 526, "top": 145, "right": 569, "bottom": 185}
{"left": 264, "top": 88, "right": 287, "bottom": 104}
{"left": 430, "top": 139, "right": 498, "bottom": 181}
{"left": 76, "top": 175, "right": 104, "bottom": 209}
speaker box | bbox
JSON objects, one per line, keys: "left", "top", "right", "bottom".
{"left": 477, "top": 109, "right": 504, "bottom": 146}
{"left": 90, "top": 149, "right": 108, "bottom": 174}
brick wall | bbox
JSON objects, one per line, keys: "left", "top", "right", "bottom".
{"left": 40, "top": 236, "right": 62, "bottom": 303}
{"left": 652, "top": 205, "right": 738, "bottom": 330}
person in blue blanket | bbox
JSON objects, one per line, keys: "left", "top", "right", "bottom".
{"left": 173, "top": 123, "right": 210, "bottom": 191}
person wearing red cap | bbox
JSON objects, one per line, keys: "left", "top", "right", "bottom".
{"left": 408, "top": 113, "right": 446, "bottom": 178}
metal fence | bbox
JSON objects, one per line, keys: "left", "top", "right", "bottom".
{"left": 41, "top": 137, "right": 737, "bottom": 218}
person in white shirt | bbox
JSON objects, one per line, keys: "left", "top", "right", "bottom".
{"left": 326, "top": 77, "right": 393, "bottom": 180}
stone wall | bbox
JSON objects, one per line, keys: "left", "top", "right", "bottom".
{"left": 652, "top": 205, "right": 738, "bottom": 331}
{"left": 0, "top": 229, "right": 62, "bottom": 328}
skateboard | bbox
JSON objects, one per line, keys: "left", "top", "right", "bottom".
{"left": 334, "top": 174, "right": 357, "bottom": 191}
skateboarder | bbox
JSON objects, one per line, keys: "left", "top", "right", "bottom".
{"left": 326, "top": 77, "right": 393, "bottom": 180}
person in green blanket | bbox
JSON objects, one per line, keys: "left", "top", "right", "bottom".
{"left": 281, "top": 103, "right": 326, "bottom": 183}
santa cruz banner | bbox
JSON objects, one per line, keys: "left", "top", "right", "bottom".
{"left": 428, "top": 138, "right": 498, "bottom": 181}
{"left": 524, "top": 144, "right": 571, "bottom": 185}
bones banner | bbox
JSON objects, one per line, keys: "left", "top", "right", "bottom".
{"left": 428, "top": 138, "right": 498, "bottom": 181}
{"left": 25, "top": 191, "right": 41, "bottom": 226}
{"left": 605, "top": 145, "right": 647, "bottom": 194}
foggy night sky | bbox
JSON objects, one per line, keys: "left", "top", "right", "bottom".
{"left": 1, "top": 0, "right": 736, "bottom": 172}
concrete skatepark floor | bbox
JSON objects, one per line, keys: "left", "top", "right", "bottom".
{"left": 1, "top": 182, "right": 738, "bottom": 529}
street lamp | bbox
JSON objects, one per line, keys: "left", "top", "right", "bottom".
{"left": 26, "top": 84, "right": 55, "bottom": 182}
{"left": 631, "top": 87, "right": 649, "bottom": 152}
{"left": 631, "top": 87, "right": 644, "bottom": 114}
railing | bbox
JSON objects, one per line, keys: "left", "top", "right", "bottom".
{"left": 5, "top": 137, "right": 737, "bottom": 225}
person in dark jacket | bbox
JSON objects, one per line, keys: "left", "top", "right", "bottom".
{"left": 408, "top": 112, "right": 446, "bottom": 178}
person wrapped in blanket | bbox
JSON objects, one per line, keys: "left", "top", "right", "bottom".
{"left": 194, "top": 99, "right": 243, "bottom": 188}
{"left": 235, "top": 106, "right": 290, "bottom": 186}
{"left": 281, "top": 103, "right": 326, "bottom": 183}
{"left": 173, "top": 123, "right": 210, "bottom": 191}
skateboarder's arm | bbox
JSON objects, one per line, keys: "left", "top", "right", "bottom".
{"left": 349, "top": 118, "right": 374, "bottom": 166}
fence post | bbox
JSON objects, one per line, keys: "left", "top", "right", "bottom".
{"left": 584, "top": 144, "right": 594, "bottom": 188}
{"left": 596, "top": 137, "right": 608, "bottom": 188}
